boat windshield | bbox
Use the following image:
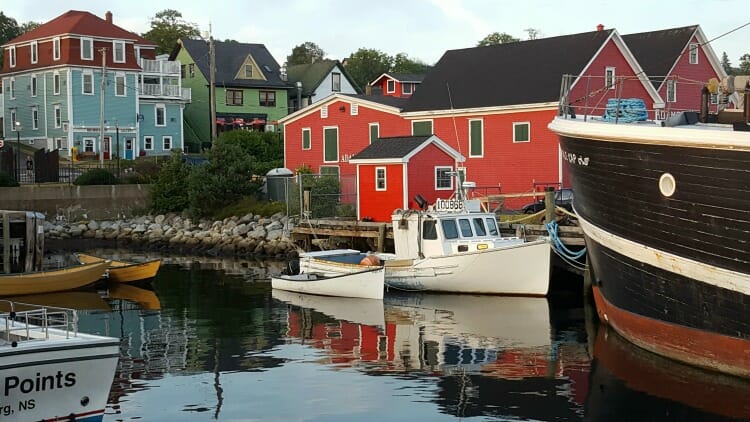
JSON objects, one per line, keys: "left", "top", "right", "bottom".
{"left": 485, "top": 217, "right": 499, "bottom": 236}
{"left": 458, "top": 219, "right": 473, "bottom": 237}
{"left": 472, "top": 218, "right": 487, "bottom": 236}
{"left": 441, "top": 219, "right": 459, "bottom": 239}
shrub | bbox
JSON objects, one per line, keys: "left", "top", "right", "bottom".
{"left": 0, "top": 171, "right": 19, "bottom": 187}
{"left": 218, "top": 130, "right": 283, "bottom": 175}
{"left": 215, "top": 197, "right": 286, "bottom": 219}
{"left": 74, "top": 168, "right": 118, "bottom": 185}
{"left": 149, "top": 152, "right": 192, "bottom": 214}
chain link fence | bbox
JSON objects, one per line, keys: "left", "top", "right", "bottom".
{"left": 269, "top": 173, "right": 357, "bottom": 220}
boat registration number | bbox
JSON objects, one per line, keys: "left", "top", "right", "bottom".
{"left": 434, "top": 199, "right": 464, "bottom": 212}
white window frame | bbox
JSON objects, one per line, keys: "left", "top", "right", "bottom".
{"left": 468, "top": 118, "right": 483, "bottom": 158}
{"left": 369, "top": 123, "right": 379, "bottom": 144}
{"left": 435, "top": 166, "right": 454, "bottom": 191}
{"left": 53, "top": 71, "right": 61, "bottom": 95}
{"left": 245, "top": 64, "right": 252, "bottom": 78}
{"left": 31, "top": 74, "right": 37, "bottom": 97}
{"left": 30, "top": 41, "right": 38, "bottom": 64}
{"left": 82, "top": 71, "right": 94, "bottom": 95}
{"left": 53, "top": 37, "right": 61, "bottom": 61}
{"left": 8, "top": 46, "right": 16, "bottom": 68}
{"left": 163, "top": 136, "right": 172, "bottom": 151}
{"left": 10, "top": 110, "right": 17, "bottom": 130}
{"left": 688, "top": 43, "right": 699, "bottom": 64}
{"left": 115, "top": 73, "right": 126, "bottom": 97}
{"left": 31, "top": 106, "right": 38, "bottom": 130}
{"left": 302, "top": 127, "right": 311, "bottom": 150}
{"left": 411, "top": 119, "right": 433, "bottom": 136}
{"left": 375, "top": 167, "right": 387, "bottom": 191}
{"left": 386, "top": 79, "right": 395, "bottom": 93}
{"left": 54, "top": 104, "right": 62, "bottom": 128}
{"left": 332, "top": 72, "right": 341, "bottom": 92}
{"left": 666, "top": 79, "right": 677, "bottom": 103}
{"left": 81, "top": 37, "right": 93, "bottom": 60}
{"left": 144, "top": 136, "right": 154, "bottom": 150}
{"left": 9, "top": 77, "right": 15, "bottom": 99}
{"left": 83, "top": 137, "right": 96, "bottom": 152}
{"left": 155, "top": 104, "right": 166, "bottom": 126}
{"left": 513, "top": 122, "right": 531, "bottom": 143}
{"left": 402, "top": 83, "right": 412, "bottom": 95}
{"left": 605, "top": 66, "right": 616, "bottom": 90}
{"left": 113, "top": 41, "right": 125, "bottom": 63}
{"left": 323, "top": 126, "right": 338, "bottom": 163}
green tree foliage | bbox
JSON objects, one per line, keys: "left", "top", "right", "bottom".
{"left": 0, "top": 12, "right": 21, "bottom": 67}
{"left": 142, "top": 9, "right": 200, "bottom": 55}
{"left": 392, "top": 53, "right": 430, "bottom": 74}
{"left": 477, "top": 32, "right": 520, "bottom": 47}
{"left": 721, "top": 52, "right": 733, "bottom": 75}
{"left": 187, "top": 140, "right": 260, "bottom": 217}
{"left": 19, "top": 21, "right": 40, "bottom": 33}
{"left": 148, "top": 152, "right": 192, "bottom": 213}
{"left": 286, "top": 41, "right": 326, "bottom": 66}
{"left": 74, "top": 169, "right": 118, "bottom": 185}
{"left": 345, "top": 48, "right": 393, "bottom": 89}
{"left": 524, "top": 28, "right": 542, "bottom": 40}
{"left": 739, "top": 54, "right": 750, "bottom": 75}
{"left": 217, "top": 130, "right": 283, "bottom": 176}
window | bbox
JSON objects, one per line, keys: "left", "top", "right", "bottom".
{"left": 53, "top": 37, "right": 60, "bottom": 60}
{"left": 144, "top": 136, "right": 154, "bottom": 150}
{"left": 302, "top": 128, "right": 311, "bottom": 150}
{"left": 375, "top": 167, "right": 386, "bottom": 191}
{"left": 605, "top": 66, "right": 615, "bottom": 90}
{"left": 412, "top": 120, "right": 433, "bottom": 136}
{"left": 8, "top": 46, "right": 16, "bottom": 67}
{"left": 188, "top": 63, "right": 195, "bottom": 78}
{"left": 689, "top": 43, "right": 699, "bottom": 64}
{"left": 513, "top": 122, "right": 530, "bottom": 143}
{"left": 155, "top": 104, "right": 166, "bottom": 126}
{"left": 485, "top": 217, "right": 499, "bottom": 236}
{"left": 469, "top": 119, "right": 483, "bottom": 157}
{"left": 666, "top": 79, "right": 676, "bottom": 103}
{"left": 180, "top": 65, "right": 186, "bottom": 78}
{"left": 163, "top": 136, "right": 172, "bottom": 150}
{"left": 9, "top": 77, "right": 15, "bottom": 99}
{"left": 32, "top": 106, "right": 38, "bottom": 130}
{"left": 259, "top": 91, "right": 276, "bottom": 107}
{"left": 113, "top": 41, "right": 125, "bottom": 63}
{"left": 30, "top": 41, "right": 38, "bottom": 64}
{"left": 332, "top": 72, "right": 341, "bottom": 92}
{"left": 226, "top": 89, "right": 243, "bottom": 105}
{"left": 81, "top": 37, "right": 93, "bottom": 60}
{"left": 320, "top": 166, "right": 339, "bottom": 179}
{"left": 386, "top": 79, "right": 395, "bottom": 93}
{"left": 422, "top": 220, "right": 438, "bottom": 240}
{"left": 321, "top": 106, "right": 328, "bottom": 118}
{"left": 441, "top": 220, "right": 459, "bottom": 240}
{"left": 53, "top": 72, "right": 61, "bottom": 95}
{"left": 115, "top": 73, "right": 126, "bottom": 96}
{"left": 82, "top": 72, "right": 94, "bottom": 94}
{"left": 458, "top": 219, "right": 473, "bottom": 237}
{"left": 402, "top": 83, "right": 412, "bottom": 95}
{"left": 323, "top": 127, "right": 338, "bottom": 162}
{"left": 31, "top": 74, "right": 37, "bottom": 97}
{"left": 245, "top": 64, "right": 253, "bottom": 78}
{"left": 472, "top": 218, "right": 487, "bottom": 236}
{"left": 369, "top": 123, "right": 379, "bottom": 144}
{"left": 84, "top": 138, "right": 95, "bottom": 152}
{"left": 10, "top": 110, "right": 17, "bottom": 130}
{"left": 54, "top": 105, "right": 61, "bottom": 128}
{"left": 435, "top": 166, "right": 453, "bottom": 190}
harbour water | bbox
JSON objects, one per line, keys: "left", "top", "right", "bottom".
{"left": 35, "top": 250, "right": 750, "bottom": 420}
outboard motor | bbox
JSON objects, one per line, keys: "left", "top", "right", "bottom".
{"left": 282, "top": 258, "right": 300, "bottom": 276}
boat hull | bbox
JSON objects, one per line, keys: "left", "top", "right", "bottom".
{"left": 384, "top": 239, "right": 551, "bottom": 295}
{"left": 76, "top": 253, "right": 161, "bottom": 283}
{"left": 553, "top": 117, "right": 750, "bottom": 377}
{"left": 271, "top": 267, "right": 384, "bottom": 300}
{"left": 0, "top": 261, "right": 109, "bottom": 296}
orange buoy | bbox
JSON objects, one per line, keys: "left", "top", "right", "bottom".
{"left": 360, "top": 255, "right": 381, "bottom": 266}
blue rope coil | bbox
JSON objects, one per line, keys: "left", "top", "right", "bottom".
{"left": 545, "top": 221, "right": 587, "bottom": 260}
{"left": 602, "top": 98, "right": 648, "bottom": 122}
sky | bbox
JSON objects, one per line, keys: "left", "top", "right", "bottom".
{"left": 4, "top": 0, "right": 749, "bottom": 67}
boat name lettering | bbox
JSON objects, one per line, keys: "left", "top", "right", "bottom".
{"left": 3, "top": 371, "right": 76, "bottom": 397}
{"left": 1, "top": 399, "right": 36, "bottom": 416}
{"left": 434, "top": 199, "right": 464, "bottom": 212}
{"left": 562, "top": 151, "right": 589, "bottom": 166}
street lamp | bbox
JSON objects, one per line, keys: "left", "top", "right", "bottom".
{"left": 15, "top": 121, "right": 21, "bottom": 182}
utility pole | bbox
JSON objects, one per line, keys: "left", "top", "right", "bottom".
{"left": 208, "top": 23, "right": 217, "bottom": 145}
{"left": 99, "top": 47, "right": 108, "bottom": 167}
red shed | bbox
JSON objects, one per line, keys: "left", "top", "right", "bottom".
{"left": 349, "top": 135, "right": 464, "bottom": 222}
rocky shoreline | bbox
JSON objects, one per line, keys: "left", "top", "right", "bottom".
{"left": 43, "top": 212, "right": 301, "bottom": 259}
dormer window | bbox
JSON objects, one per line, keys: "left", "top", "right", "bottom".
{"left": 30, "top": 41, "right": 38, "bottom": 64}
{"left": 113, "top": 41, "right": 125, "bottom": 63}
{"left": 81, "top": 37, "right": 93, "bottom": 60}
{"left": 8, "top": 46, "right": 16, "bottom": 68}
{"left": 402, "top": 83, "right": 412, "bottom": 95}
{"left": 53, "top": 37, "right": 61, "bottom": 60}
{"left": 386, "top": 79, "right": 395, "bottom": 93}
{"left": 688, "top": 43, "right": 699, "bottom": 64}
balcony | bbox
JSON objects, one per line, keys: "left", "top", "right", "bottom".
{"left": 140, "top": 58, "right": 181, "bottom": 75}
{"left": 139, "top": 84, "right": 191, "bottom": 102}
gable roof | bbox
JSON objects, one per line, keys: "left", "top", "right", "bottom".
{"left": 622, "top": 25, "right": 700, "bottom": 90}
{"left": 402, "top": 30, "right": 615, "bottom": 113}
{"left": 177, "top": 38, "right": 291, "bottom": 89}
{"left": 287, "top": 60, "right": 362, "bottom": 95}
{"left": 350, "top": 135, "right": 464, "bottom": 163}
{"left": 370, "top": 72, "right": 426, "bottom": 86}
{"left": 278, "top": 92, "right": 408, "bottom": 125}
{"left": 3, "top": 10, "right": 155, "bottom": 47}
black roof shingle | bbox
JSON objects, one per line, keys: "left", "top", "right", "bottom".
{"left": 350, "top": 136, "right": 432, "bottom": 160}
{"left": 622, "top": 25, "right": 698, "bottom": 90}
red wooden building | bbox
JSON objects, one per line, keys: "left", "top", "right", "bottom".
{"left": 349, "top": 135, "right": 464, "bottom": 221}
{"left": 369, "top": 73, "right": 425, "bottom": 98}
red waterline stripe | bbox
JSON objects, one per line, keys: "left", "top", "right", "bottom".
{"left": 43, "top": 408, "right": 105, "bottom": 421}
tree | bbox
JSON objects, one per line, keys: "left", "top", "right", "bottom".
{"left": 0, "top": 12, "right": 21, "bottom": 67}
{"left": 149, "top": 152, "right": 192, "bottom": 214}
{"left": 345, "top": 48, "right": 393, "bottom": 89}
{"left": 142, "top": 9, "right": 200, "bottom": 55}
{"left": 218, "top": 130, "right": 283, "bottom": 176}
{"left": 392, "top": 53, "right": 430, "bottom": 74}
{"left": 524, "top": 28, "right": 542, "bottom": 40}
{"left": 739, "top": 54, "right": 750, "bottom": 75}
{"left": 721, "top": 52, "right": 733, "bottom": 75}
{"left": 286, "top": 41, "right": 326, "bottom": 66}
{"left": 476, "top": 32, "right": 520, "bottom": 47}
{"left": 19, "top": 21, "right": 40, "bottom": 33}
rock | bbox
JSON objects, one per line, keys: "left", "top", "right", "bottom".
{"left": 154, "top": 214, "right": 166, "bottom": 224}
{"left": 87, "top": 220, "right": 99, "bottom": 230}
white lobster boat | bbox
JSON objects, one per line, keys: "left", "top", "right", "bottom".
{"left": 0, "top": 300, "right": 119, "bottom": 422}
{"left": 271, "top": 265, "right": 385, "bottom": 300}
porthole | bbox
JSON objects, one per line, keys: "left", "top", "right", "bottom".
{"left": 659, "top": 173, "right": 676, "bottom": 197}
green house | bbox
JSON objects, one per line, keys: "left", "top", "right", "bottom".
{"left": 171, "top": 39, "right": 292, "bottom": 149}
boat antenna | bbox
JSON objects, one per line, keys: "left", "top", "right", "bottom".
{"left": 447, "top": 83, "right": 465, "bottom": 201}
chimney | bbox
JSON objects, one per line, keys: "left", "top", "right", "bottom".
{"left": 365, "top": 84, "right": 372, "bottom": 95}
{"left": 105, "top": 11, "right": 112, "bottom": 24}
{"left": 596, "top": 24, "right": 604, "bottom": 31}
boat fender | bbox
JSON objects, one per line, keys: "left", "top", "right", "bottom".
{"left": 360, "top": 255, "right": 381, "bottom": 266}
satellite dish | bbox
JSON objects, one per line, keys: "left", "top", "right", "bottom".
{"left": 707, "top": 78, "right": 719, "bottom": 94}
